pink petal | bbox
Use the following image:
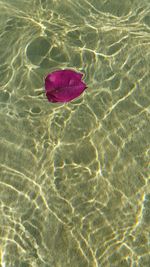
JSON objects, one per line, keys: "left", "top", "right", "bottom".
{"left": 44, "top": 69, "right": 87, "bottom": 103}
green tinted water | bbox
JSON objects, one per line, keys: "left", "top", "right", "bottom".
{"left": 0, "top": 0, "right": 150, "bottom": 266}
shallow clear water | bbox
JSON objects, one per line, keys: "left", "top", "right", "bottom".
{"left": 0, "top": 0, "right": 150, "bottom": 266}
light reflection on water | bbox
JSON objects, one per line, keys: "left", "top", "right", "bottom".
{"left": 0, "top": 0, "right": 150, "bottom": 266}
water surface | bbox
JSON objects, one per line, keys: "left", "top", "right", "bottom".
{"left": 0, "top": 0, "right": 150, "bottom": 266}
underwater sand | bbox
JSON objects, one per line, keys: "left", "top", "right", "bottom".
{"left": 0, "top": 0, "right": 150, "bottom": 266}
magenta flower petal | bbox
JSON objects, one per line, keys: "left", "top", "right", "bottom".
{"left": 45, "top": 69, "right": 87, "bottom": 103}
